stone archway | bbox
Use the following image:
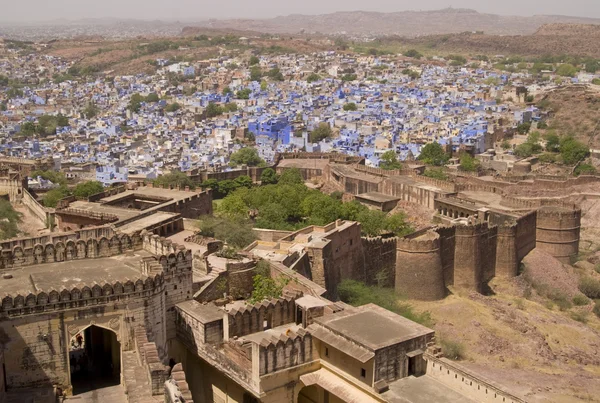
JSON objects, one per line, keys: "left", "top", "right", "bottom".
{"left": 68, "top": 323, "right": 121, "bottom": 395}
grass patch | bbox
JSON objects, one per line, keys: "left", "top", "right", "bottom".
{"left": 579, "top": 277, "right": 600, "bottom": 299}
{"left": 338, "top": 280, "right": 433, "bottom": 327}
{"left": 570, "top": 311, "right": 589, "bottom": 324}
{"left": 572, "top": 294, "right": 590, "bottom": 306}
{"left": 514, "top": 298, "right": 526, "bottom": 310}
{"left": 440, "top": 338, "right": 466, "bottom": 360}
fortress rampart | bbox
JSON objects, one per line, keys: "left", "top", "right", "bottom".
{"left": 395, "top": 232, "right": 445, "bottom": 301}
{"left": 536, "top": 206, "right": 581, "bottom": 263}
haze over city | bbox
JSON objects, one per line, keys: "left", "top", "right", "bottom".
{"left": 2, "top": 0, "right": 600, "bottom": 22}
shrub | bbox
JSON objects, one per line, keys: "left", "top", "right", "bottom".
{"left": 441, "top": 339, "right": 466, "bottom": 360}
{"left": 337, "top": 280, "right": 433, "bottom": 326}
{"left": 514, "top": 298, "right": 525, "bottom": 310}
{"left": 570, "top": 311, "right": 589, "bottom": 324}
{"left": 579, "top": 277, "right": 600, "bottom": 299}
{"left": 548, "top": 290, "right": 573, "bottom": 311}
{"left": 572, "top": 294, "right": 590, "bottom": 306}
{"left": 574, "top": 164, "right": 597, "bottom": 177}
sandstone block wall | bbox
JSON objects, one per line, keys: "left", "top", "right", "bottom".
{"left": 225, "top": 292, "right": 300, "bottom": 340}
{"left": 255, "top": 328, "right": 313, "bottom": 376}
{"left": 453, "top": 224, "right": 489, "bottom": 293}
{"left": 395, "top": 234, "right": 445, "bottom": 301}
{"left": 536, "top": 207, "right": 581, "bottom": 263}
{"left": 362, "top": 238, "right": 396, "bottom": 287}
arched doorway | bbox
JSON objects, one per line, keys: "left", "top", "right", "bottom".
{"left": 69, "top": 325, "right": 121, "bottom": 395}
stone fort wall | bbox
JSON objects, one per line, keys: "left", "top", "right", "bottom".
{"left": 0, "top": 230, "right": 194, "bottom": 393}
{"left": 536, "top": 207, "right": 582, "bottom": 263}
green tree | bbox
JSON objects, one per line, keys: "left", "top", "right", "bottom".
{"left": 384, "top": 213, "right": 413, "bottom": 237}
{"left": 222, "top": 86, "right": 233, "bottom": 95}
{"left": 309, "top": 123, "right": 332, "bottom": 143}
{"left": 267, "top": 67, "right": 284, "bottom": 81}
{"left": 198, "top": 216, "right": 256, "bottom": 249}
{"left": 153, "top": 171, "right": 196, "bottom": 190}
{"left": 574, "top": 164, "right": 597, "bottom": 176}
{"left": 422, "top": 168, "right": 447, "bottom": 180}
{"left": 73, "top": 181, "right": 104, "bottom": 199}
{"left": 236, "top": 88, "right": 252, "bottom": 99}
{"left": 0, "top": 199, "right": 21, "bottom": 240}
{"left": 224, "top": 102, "right": 238, "bottom": 112}
{"left": 556, "top": 63, "right": 578, "bottom": 77}
{"left": 145, "top": 93, "right": 159, "bottom": 103}
{"left": 250, "top": 66, "right": 262, "bottom": 82}
{"left": 516, "top": 122, "right": 531, "bottom": 135}
{"left": 278, "top": 168, "right": 304, "bottom": 185}
{"left": 341, "top": 73, "right": 357, "bottom": 82}
{"left": 379, "top": 150, "right": 402, "bottom": 170}
{"left": 260, "top": 168, "right": 278, "bottom": 184}
{"left": 585, "top": 60, "right": 600, "bottom": 73}
{"left": 229, "top": 147, "right": 264, "bottom": 167}
{"left": 514, "top": 143, "right": 535, "bottom": 158}
{"left": 343, "top": 102, "right": 357, "bottom": 111}
{"left": 165, "top": 103, "right": 181, "bottom": 112}
{"left": 501, "top": 140, "right": 511, "bottom": 150}
{"left": 83, "top": 102, "right": 99, "bottom": 119}
{"left": 418, "top": 143, "right": 449, "bottom": 166}
{"left": 31, "top": 170, "right": 68, "bottom": 186}
{"left": 357, "top": 210, "right": 387, "bottom": 237}
{"left": 544, "top": 132, "right": 560, "bottom": 152}
{"left": 249, "top": 55, "right": 260, "bottom": 66}
{"left": 560, "top": 136, "right": 589, "bottom": 165}
{"left": 206, "top": 102, "right": 224, "bottom": 118}
{"left": 128, "top": 93, "right": 144, "bottom": 113}
{"left": 404, "top": 49, "right": 423, "bottom": 59}
{"left": 301, "top": 192, "right": 342, "bottom": 226}
{"left": 459, "top": 153, "right": 479, "bottom": 172}
{"left": 306, "top": 73, "right": 320, "bottom": 83}
{"left": 260, "top": 80, "right": 268, "bottom": 91}
{"left": 249, "top": 270, "right": 288, "bottom": 304}
{"left": 42, "top": 186, "right": 72, "bottom": 208}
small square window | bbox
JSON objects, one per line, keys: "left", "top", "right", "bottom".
{"left": 361, "top": 368, "right": 366, "bottom": 378}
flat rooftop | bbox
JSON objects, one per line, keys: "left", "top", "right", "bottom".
{"left": 117, "top": 212, "right": 180, "bottom": 234}
{"left": 65, "top": 201, "right": 140, "bottom": 221}
{"left": 315, "top": 304, "right": 433, "bottom": 351}
{"left": 0, "top": 250, "right": 153, "bottom": 296}
{"left": 355, "top": 192, "right": 401, "bottom": 203}
{"left": 177, "top": 300, "right": 224, "bottom": 324}
{"left": 101, "top": 186, "right": 199, "bottom": 204}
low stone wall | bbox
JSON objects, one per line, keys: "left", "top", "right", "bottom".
{"left": 164, "top": 363, "right": 194, "bottom": 403}
{"left": 252, "top": 228, "right": 293, "bottom": 242}
{"left": 21, "top": 188, "right": 49, "bottom": 226}
{"left": 425, "top": 353, "right": 525, "bottom": 403}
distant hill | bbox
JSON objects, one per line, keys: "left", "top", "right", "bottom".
{"left": 184, "top": 8, "right": 600, "bottom": 37}
{"left": 378, "top": 23, "right": 600, "bottom": 58}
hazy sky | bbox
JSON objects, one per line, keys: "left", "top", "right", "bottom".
{"left": 2, "top": 0, "right": 599, "bottom": 22}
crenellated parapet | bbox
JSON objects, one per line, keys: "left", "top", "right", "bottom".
{"left": 0, "top": 232, "right": 142, "bottom": 270}
{"left": 396, "top": 233, "right": 440, "bottom": 253}
{"left": 225, "top": 291, "right": 302, "bottom": 339}
{"left": 255, "top": 327, "right": 313, "bottom": 376}
{"left": 0, "top": 273, "right": 165, "bottom": 318}
{"left": 141, "top": 230, "right": 187, "bottom": 257}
